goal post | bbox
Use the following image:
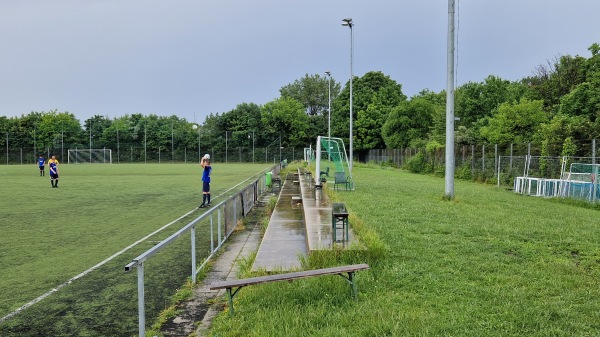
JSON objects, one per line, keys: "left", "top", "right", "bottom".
{"left": 68, "top": 148, "right": 112, "bottom": 164}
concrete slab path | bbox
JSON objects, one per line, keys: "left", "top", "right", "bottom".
{"left": 252, "top": 173, "right": 307, "bottom": 271}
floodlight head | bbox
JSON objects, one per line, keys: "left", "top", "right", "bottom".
{"left": 325, "top": 71, "right": 331, "bottom": 76}
{"left": 342, "top": 18, "right": 353, "bottom": 27}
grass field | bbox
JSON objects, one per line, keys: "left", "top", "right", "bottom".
{"left": 0, "top": 162, "right": 270, "bottom": 336}
{"left": 209, "top": 163, "right": 600, "bottom": 337}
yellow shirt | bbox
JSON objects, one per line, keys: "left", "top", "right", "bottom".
{"left": 49, "top": 159, "right": 59, "bottom": 173}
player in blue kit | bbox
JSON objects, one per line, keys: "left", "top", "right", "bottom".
{"left": 37, "top": 154, "right": 45, "bottom": 176}
{"left": 199, "top": 154, "right": 212, "bottom": 208}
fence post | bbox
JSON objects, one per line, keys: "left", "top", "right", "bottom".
{"left": 593, "top": 139, "right": 596, "bottom": 165}
{"left": 482, "top": 144, "right": 485, "bottom": 173}
{"left": 509, "top": 144, "right": 513, "bottom": 172}
{"left": 494, "top": 144, "right": 498, "bottom": 179}
{"left": 471, "top": 145, "right": 475, "bottom": 177}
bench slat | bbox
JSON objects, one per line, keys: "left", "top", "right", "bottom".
{"left": 210, "top": 263, "right": 369, "bottom": 290}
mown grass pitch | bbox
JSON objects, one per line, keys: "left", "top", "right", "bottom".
{"left": 209, "top": 163, "right": 600, "bottom": 337}
{"left": 0, "top": 163, "right": 270, "bottom": 336}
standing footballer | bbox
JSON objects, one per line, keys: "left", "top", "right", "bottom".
{"left": 48, "top": 155, "right": 60, "bottom": 188}
{"left": 37, "top": 154, "right": 45, "bottom": 176}
{"left": 199, "top": 154, "right": 212, "bottom": 208}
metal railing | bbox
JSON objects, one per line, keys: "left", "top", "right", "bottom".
{"left": 124, "top": 164, "right": 280, "bottom": 337}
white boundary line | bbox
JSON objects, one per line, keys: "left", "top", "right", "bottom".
{"left": 0, "top": 168, "right": 269, "bottom": 323}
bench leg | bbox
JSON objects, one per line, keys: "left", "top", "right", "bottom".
{"left": 337, "top": 272, "right": 359, "bottom": 300}
{"left": 226, "top": 286, "right": 244, "bottom": 317}
{"left": 227, "top": 288, "right": 235, "bottom": 317}
{"left": 349, "top": 272, "right": 358, "bottom": 300}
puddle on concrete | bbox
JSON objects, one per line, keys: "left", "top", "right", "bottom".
{"left": 272, "top": 173, "right": 305, "bottom": 221}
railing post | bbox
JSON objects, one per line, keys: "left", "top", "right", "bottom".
{"left": 210, "top": 213, "right": 215, "bottom": 253}
{"left": 218, "top": 208, "right": 222, "bottom": 247}
{"left": 137, "top": 263, "right": 145, "bottom": 337}
{"left": 233, "top": 199, "right": 237, "bottom": 233}
{"left": 191, "top": 225, "right": 196, "bottom": 283}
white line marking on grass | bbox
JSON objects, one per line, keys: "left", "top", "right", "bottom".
{"left": 0, "top": 209, "right": 196, "bottom": 323}
{"left": 1, "top": 168, "right": 269, "bottom": 323}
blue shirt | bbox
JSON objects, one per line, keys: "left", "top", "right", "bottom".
{"left": 38, "top": 157, "right": 45, "bottom": 167}
{"left": 202, "top": 165, "right": 212, "bottom": 183}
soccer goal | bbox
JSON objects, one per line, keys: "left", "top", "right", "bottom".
{"left": 68, "top": 148, "right": 112, "bottom": 164}
{"left": 315, "top": 136, "right": 353, "bottom": 190}
{"left": 559, "top": 162, "right": 600, "bottom": 202}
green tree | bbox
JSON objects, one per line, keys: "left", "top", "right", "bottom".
{"left": 382, "top": 97, "right": 435, "bottom": 149}
{"left": 280, "top": 73, "right": 341, "bottom": 116}
{"left": 84, "top": 115, "right": 113, "bottom": 148}
{"left": 480, "top": 98, "right": 548, "bottom": 145}
{"left": 261, "top": 97, "right": 309, "bottom": 148}
{"left": 220, "top": 103, "right": 263, "bottom": 148}
{"left": 455, "top": 75, "right": 525, "bottom": 128}
{"left": 523, "top": 54, "right": 588, "bottom": 110}
{"left": 559, "top": 82, "right": 600, "bottom": 121}
{"left": 535, "top": 113, "right": 592, "bottom": 157}
{"left": 332, "top": 71, "right": 406, "bottom": 151}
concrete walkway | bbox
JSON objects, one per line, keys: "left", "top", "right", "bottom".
{"left": 252, "top": 169, "right": 359, "bottom": 272}
{"left": 252, "top": 173, "right": 307, "bottom": 271}
{"left": 299, "top": 169, "right": 357, "bottom": 251}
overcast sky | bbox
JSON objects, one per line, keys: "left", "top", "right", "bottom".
{"left": 1, "top": 0, "right": 599, "bottom": 124}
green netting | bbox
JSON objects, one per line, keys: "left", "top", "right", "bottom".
{"left": 320, "top": 138, "right": 345, "bottom": 173}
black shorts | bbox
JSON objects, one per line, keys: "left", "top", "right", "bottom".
{"left": 202, "top": 181, "right": 210, "bottom": 193}
{"left": 50, "top": 173, "right": 59, "bottom": 179}
{"left": 39, "top": 166, "right": 44, "bottom": 170}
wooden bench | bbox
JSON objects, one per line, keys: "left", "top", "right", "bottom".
{"left": 209, "top": 263, "right": 369, "bottom": 316}
{"left": 334, "top": 172, "right": 350, "bottom": 191}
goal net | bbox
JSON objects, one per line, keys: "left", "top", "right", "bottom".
{"left": 559, "top": 162, "right": 600, "bottom": 202}
{"left": 68, "top": 149, "right": 112, "bottom": 164}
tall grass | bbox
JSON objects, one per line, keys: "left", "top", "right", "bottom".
{"left": 0, "top": 163, "right": 270, "bottom": 336}
{"left": 209, "top": 163, "right": 600, "bottom": 336}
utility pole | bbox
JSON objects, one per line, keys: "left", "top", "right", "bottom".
{"left": 444, "top": 0, "right": 456, "bottom": 199}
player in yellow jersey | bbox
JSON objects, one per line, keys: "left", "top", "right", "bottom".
{"left": 48, "top": 155, "right": 60, "bottom": 188}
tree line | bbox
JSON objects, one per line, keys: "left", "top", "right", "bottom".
{"left": 1, "top": 43, "right": 599, "bottom": 163}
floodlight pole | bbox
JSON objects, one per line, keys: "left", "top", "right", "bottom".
{"left": 444, "top": 0, "right": 456, "bottom": 199}
{"left": 33, "top": 123, "right": 36, "bottom": 161}
{"left": 325, "top": 71, "right": 332, "bottom": 162}
{"left": 342, "top": 18, "right": 354, "bottom": 175}
{"left": 325, "top": 71, "right": 331, "bottom": 140}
